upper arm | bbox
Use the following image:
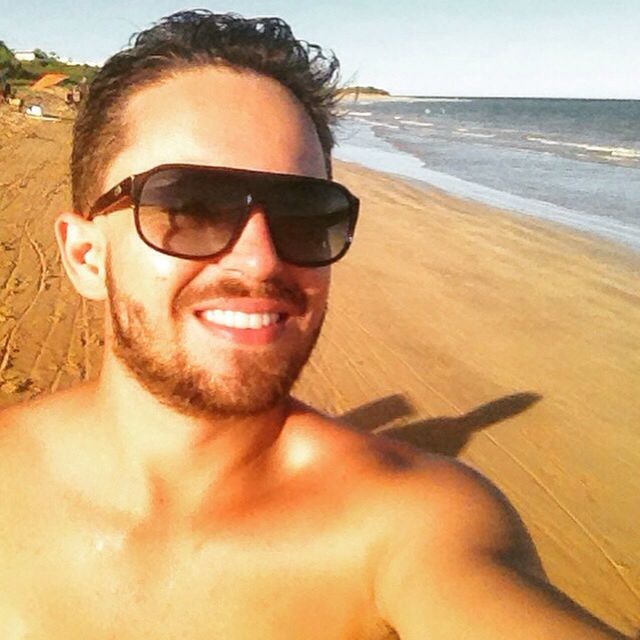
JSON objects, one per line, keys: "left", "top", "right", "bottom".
{"left": 374, "top": 458, "right": 628, "bottom": 640}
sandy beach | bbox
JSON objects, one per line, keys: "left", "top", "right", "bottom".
{"left": 1, "top": 93, "right": 639, "bottom": 636}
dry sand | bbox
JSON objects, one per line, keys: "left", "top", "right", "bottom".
{"left": 1, "top": 91, "right": 639, "bottom": 636}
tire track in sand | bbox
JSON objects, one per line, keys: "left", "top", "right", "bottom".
{"left": 484, "top": 432, "right": 640, "bottom": 606}
{"left": 0, "top": 223, "right": 48, "bottom": 379}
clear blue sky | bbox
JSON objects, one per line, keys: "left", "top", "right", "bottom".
{"left": 2, "top": 0, "right": 639, "bottom": 98}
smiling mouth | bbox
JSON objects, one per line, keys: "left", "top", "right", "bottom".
{"left": 198, "top": 309, "right": 287, "bottom": 330}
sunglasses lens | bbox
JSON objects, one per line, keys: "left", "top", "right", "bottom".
{"left": 136, "top": 167, "right": 356, "bottom": 265}
{"left": 262, "top": 181, "right": 354, "bottom": 266}
{"left": 138, "top": 168, "right": 248, "bottom": 257}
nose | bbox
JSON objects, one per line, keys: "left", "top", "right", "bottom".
{"left": 217, "top": 207, "right": 281, "bottom": 279}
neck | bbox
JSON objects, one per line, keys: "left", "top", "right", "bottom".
{"left": 85, "top": 351, "right": 290, "bottom": 518}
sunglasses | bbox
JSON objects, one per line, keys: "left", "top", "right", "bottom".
{"left": 87, "top": 164, "right": 359, "bottom": 267}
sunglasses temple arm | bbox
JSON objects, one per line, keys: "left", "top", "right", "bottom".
{"left": 87, "top": 178, "right": 134, "bottom": 219}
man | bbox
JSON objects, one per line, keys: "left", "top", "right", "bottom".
{"left": 0, "top": 10, "right": 630, "bottom": 640}
{"left": 2, "top": 80, "right": 12, "bottom": 102}
{"left": 72, "top": 83, "right": 82, "bottom": 105}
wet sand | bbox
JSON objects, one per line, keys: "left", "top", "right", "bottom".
{"left": 1, "top": 92, "right": 639, "bottom": 635}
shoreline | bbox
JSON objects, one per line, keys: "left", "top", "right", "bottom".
{"left": 334, "top": 158, "right": 640, "bottom": 265}
{"left": 333, "top": 134, "right": 640, "bottom": 255}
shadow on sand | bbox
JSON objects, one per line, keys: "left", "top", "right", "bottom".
{"left": 339, "top": 392, "right": 542, "bottom": 457}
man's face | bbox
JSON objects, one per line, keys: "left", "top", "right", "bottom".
{"left": 100, "top": 67, "right": 331, "bottom": 417}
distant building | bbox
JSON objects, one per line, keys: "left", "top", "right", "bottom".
{"left": 14, "top": 50, "right": 36, "bottom": 62}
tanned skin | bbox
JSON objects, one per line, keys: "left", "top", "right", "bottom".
{"left": 0, "top": 67, "right": 630, "bottom": 639}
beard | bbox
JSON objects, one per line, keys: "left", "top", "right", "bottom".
{"left": 105, "top": 261, "right": 324, "bottom": 418}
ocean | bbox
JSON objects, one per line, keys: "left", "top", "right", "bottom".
{"left": 333, "top": 97, "right": 640, "bottom": 252}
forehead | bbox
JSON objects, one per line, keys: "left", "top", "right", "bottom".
{"left": 104, "top": 66, "right": 327, "bottom": 191}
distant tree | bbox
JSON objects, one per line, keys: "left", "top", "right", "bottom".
{"left": 338, "top": 85, "right": 390, "bottom": 97}
{"left": 0, "top": 41, "right": 16, "bottom": 66}
{"left": 0, "top": 42, "right": 20, "bottom": 77}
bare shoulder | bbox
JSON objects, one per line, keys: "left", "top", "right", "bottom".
{"left": 374, "top": 448, "right": 543, "bottom": 574}
{"left": 0, "top": 383, "right": 94, "bottom": 429}
{"left": 293, "top": 407, "right": 543, "bottom": 576}
{"left": 0, "top": 385, "right": 93, "bottom": 475}
{"left": 0, "top": 398, "right": 39, "bottom": 453}
{"left": 0, "top": 393, "right": 55, "bottom": 442}
{"left": 0, "top": 396, "right": 53, "bottom": 483}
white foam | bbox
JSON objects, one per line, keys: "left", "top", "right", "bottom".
{"left": 417, "top": 97, "right": 474, "bottom": 103}
{"left": 455, "top": 132, "right": 496, "bottom": 139}
{"left": 527, "top": 136, "right": 640, "bottom": 159}
{"left": 363, "top": 119, "right": 400, "bottom": 130}
{"left": 399, "top": 120, "right": 434, "bottom": 128}
{"left": 353, "top": 96, "right": 474, "bottom": 105}
{"left": 334, "top": 133, "right": 640, "bottom": 251}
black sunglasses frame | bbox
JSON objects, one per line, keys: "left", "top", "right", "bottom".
{"left": 87, "top": 164, "right": 360, "bottom": 267}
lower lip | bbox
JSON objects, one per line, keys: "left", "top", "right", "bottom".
{"left": 193, "top": 313, "right": 287, "bottom": 346}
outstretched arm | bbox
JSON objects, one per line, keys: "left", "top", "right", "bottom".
{"left": 375, "top": 458, "right": 631, "bottom": 640}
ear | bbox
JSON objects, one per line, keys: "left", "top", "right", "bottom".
{"left": 54, "top": 212, "right": 108, "bottom": 301}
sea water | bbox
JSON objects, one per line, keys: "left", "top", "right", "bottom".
{"left": 334, "top": 98, "right": 640, "bottom": 252}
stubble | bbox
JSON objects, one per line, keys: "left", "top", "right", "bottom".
{"left": 105, "top": 258, "right": 324, "bottom": 418}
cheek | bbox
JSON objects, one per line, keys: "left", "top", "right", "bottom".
{"left": 107, "top": 228, "right": 199, "bottom": 311}
{"left": 110, "top": 246, "right": 165, "bottom": 294}
{"left": 148, "top": 250, "right": 180, "bottom": 278}
{"left": 298, "top": 267, "right": 330, "bottom": 315}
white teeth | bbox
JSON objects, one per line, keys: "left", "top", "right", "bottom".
{"left": 201, "top": 310, "right": 281, "bottom": 329}
{"left": 234, "top": 311, "right": 248, "bottom": 329}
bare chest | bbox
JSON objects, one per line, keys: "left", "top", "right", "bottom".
{"left": 1, "top": 510, "right": 394, "bottom": 640}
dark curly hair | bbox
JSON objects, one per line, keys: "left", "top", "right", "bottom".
{"left": 71, "top": 10, "right": 341, "bottom": 215}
